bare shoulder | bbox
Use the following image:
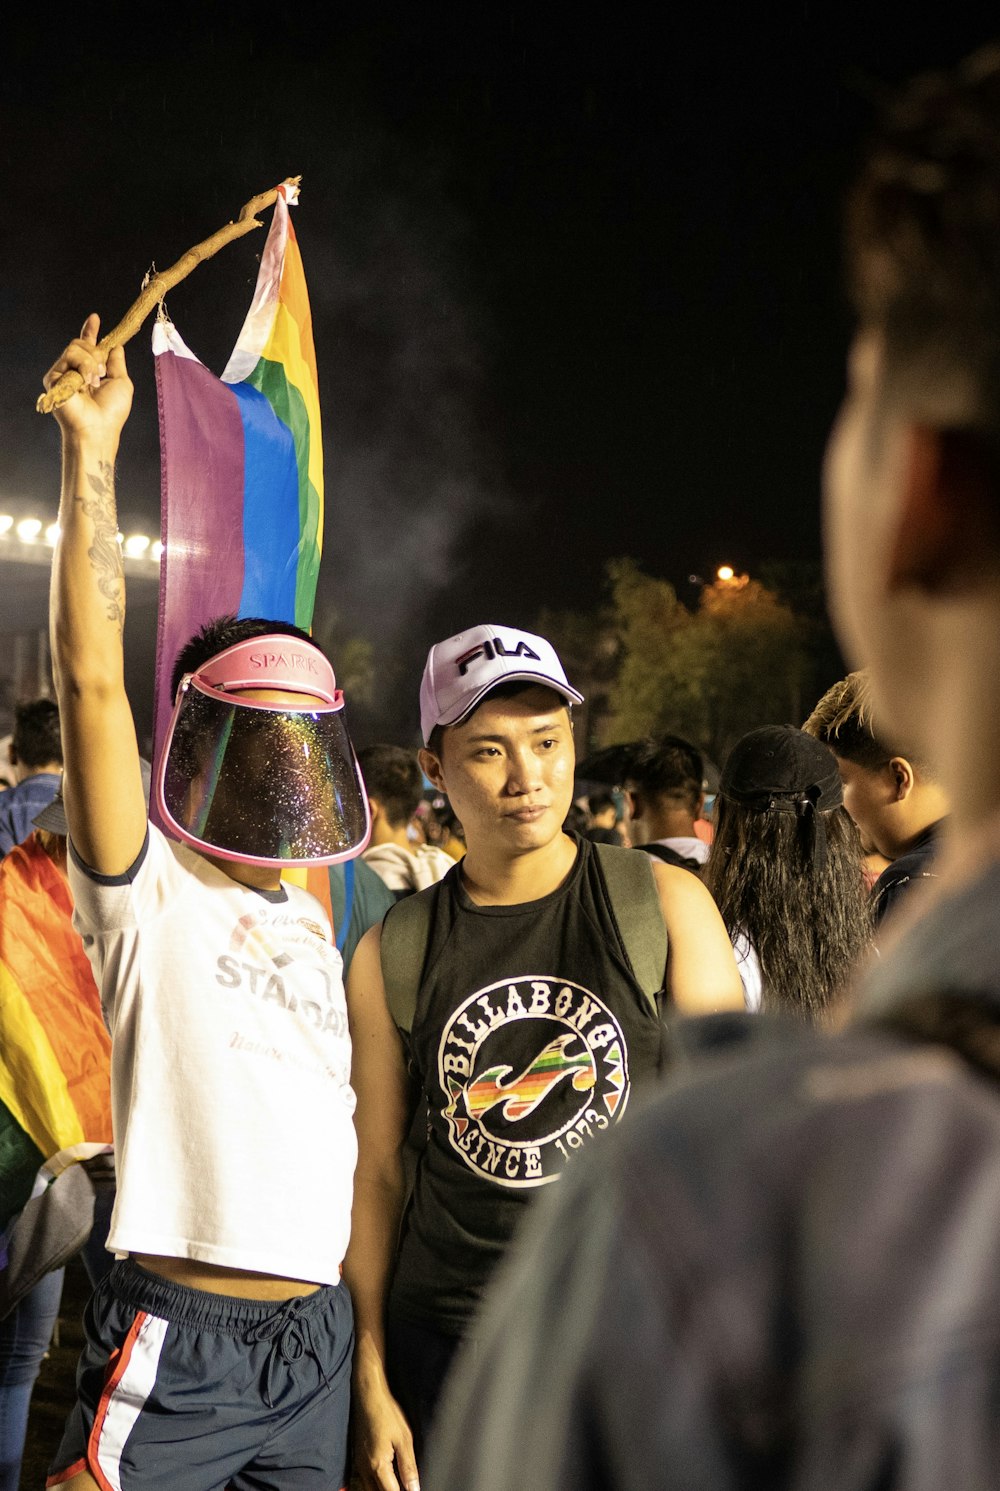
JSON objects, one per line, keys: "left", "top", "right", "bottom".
{"left": 346, "top": 921, "right": 385, "bottom": 1002}
{"left": 650, "top": 859, "right": 744, "bottom": 1010}
{"left": 649, "top": 859, "right": 716, "bottom": 917}
{"left": 345, "top": 918, "right": 412, "bottom": 1125}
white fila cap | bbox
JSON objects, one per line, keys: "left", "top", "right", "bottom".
{"left": 420, "top": 623, "right": 584, "bottom": 746}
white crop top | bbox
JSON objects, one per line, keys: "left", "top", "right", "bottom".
{"left": 69, "top": 824, "right": 357, "bottom": 1285}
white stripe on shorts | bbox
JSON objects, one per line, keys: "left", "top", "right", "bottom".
{"left": 94, "top": 1311, "right": 170, "bottom": 1491}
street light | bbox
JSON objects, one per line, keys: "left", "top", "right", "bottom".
{"left": 717, "top": 565, "right": 735, "bottom": 582}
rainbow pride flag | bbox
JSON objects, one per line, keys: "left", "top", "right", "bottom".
{"left": 0, "top": 836, "right": 111, "bottom": 1226}
{"left": 151, "top": 181, "right": 324, "bottom": 759}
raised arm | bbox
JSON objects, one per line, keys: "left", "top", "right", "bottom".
{"left": 651, "top": 861, "right": 745, "bottom": 1013}
{"left": 45, "top": 315, "right": 147, "bottom": 875}
{"left": 343, "top": 925, "right": 421, "bottom": 1491}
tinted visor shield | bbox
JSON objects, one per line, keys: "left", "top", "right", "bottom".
{"left": 158, "top": 682, "right": 370, "bottom": 866}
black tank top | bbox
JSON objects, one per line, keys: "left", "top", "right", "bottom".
{"left": 389, "top": 836, "right": 665, "bottom": 1333}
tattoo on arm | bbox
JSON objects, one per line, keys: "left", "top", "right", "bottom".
{"left": 75, "top": 461, "right": 125, "bottom": 635}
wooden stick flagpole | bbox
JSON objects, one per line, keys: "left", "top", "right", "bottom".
{"left": 37, "top": 176, "right": 301, "bottom": 414}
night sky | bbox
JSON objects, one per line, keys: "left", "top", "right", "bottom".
{"left": 2, "top": 7, "right": 997, "bottom": 738}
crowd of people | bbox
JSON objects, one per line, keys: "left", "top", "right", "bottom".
{"left": 1, "top": 38, "right": 999, "bottom": 1491}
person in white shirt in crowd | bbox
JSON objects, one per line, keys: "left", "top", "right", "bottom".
{"left": 40, "top": 317, "right": 367, "bottom": 1491}
{"left": 360, "top": 744, "right": 454, "bottom": 897}
{"left": 624, "top": 735, "right": 710, "bottom": 875}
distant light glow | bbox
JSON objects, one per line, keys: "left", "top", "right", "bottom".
{"left": 0, "top": 511, "right": 162, "bottom": 571}
{"left": 717, "top": 565, "right": 735, "bottom": 581}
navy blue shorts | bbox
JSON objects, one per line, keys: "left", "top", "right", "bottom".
{"left": 48, "top": 1258, "right": 353, "bottom": 1491}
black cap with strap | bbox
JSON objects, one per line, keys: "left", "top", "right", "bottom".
{"left": 719, "top": 726, "right": 843, "bottom": 872}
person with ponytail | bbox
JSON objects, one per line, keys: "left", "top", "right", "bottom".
{"left": 705, "top": 725, "right": 872, "bottom": 1020}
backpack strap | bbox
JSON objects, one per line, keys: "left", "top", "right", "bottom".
{"left": 593, "top": 843, "right": 668, "bottom": 1015}
{"left": 379, "top": 883, "right": 441, "bottom": 1034}
{"left": 379, "top": 847, "right": 668, "bottom": 1029}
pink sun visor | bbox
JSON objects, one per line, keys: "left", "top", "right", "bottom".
{"left": 155, "top": 636, "right": 371, "bottom": 867}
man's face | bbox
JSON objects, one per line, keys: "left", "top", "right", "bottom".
{"left": 422, "top": 686, "right": 575, "bottom": 857}
{"left": 823, "top": 333, "right": 931, "bottom": 753}
{"left": 834, "top": 753, "right": 898, "bottom": 858}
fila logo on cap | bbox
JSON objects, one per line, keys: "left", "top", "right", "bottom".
{"left": 419, "top": 622, "right": 585, "bottom": 744}
{"left": 455, "top": 638, "right": 542, "bottom": 677}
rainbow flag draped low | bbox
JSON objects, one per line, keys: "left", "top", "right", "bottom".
{"left": 0, "top": 836, "right": 112, "bottom": 1227}
{"left": 152, "top": 181, "right": 324, "bottom": 760}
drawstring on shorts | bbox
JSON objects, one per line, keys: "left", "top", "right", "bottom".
{"left": 246, "top": 1295, "right": 329, "bottom": 1409}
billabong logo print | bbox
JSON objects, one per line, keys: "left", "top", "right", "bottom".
{"left": 438, "top": 975, "right": 629, "bottom": 1188}
{"left": 466, "top": 1034, "right": 595, "bottom": 1123}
